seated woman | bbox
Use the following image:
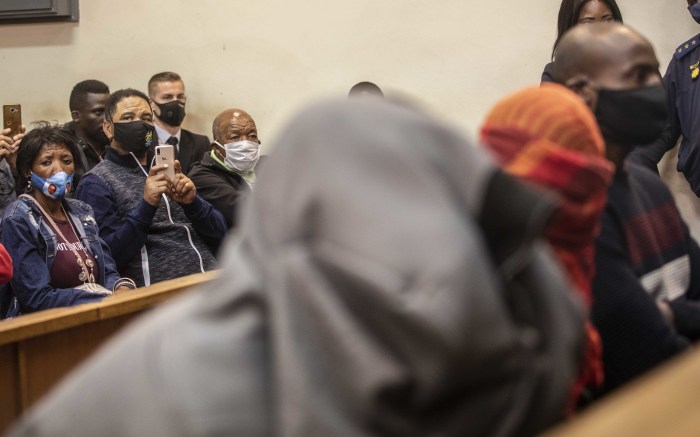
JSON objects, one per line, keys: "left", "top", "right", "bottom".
{"left": 0, "top": 124, "right": 135, "bottom": 318}
{"left": 481, "top": 83, "right": 614, "bottom": 411}
{"left": 542, "top": 0, "right": 623, "bottom": 82}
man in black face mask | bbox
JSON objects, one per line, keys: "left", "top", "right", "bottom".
{"left": 555, "top": 23, "right": 700, "bottom": 396}
{"left": 74, "top": 88, "right": 227, "bottom": 287}
{"left": 148, "top": 72, "right": 210, "bottom": 175}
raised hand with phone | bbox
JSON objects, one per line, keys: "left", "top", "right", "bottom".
{"left": 0, "top": 127, "right": 26, "bottom": 167}
{"left": 2, "top": 104, "right": 27, "bottom": 168}
{"left": 143, "top": 163, "right": 172, "bottom": 206}
{"left": 144, "top": 160, "right": 197, "bottom": 206}
{"left": 147, "top": 145, "right": 196, "bottom": 206}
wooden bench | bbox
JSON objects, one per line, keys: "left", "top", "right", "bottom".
{"left": 543, "top": 346, "right": 700, "bottom": 436}
{"left": 0, "top": 271, "right": 218, "bottom": 432}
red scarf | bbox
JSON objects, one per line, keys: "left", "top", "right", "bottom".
{"left": 482, "top": 124, "right": 613, "bottom": 414}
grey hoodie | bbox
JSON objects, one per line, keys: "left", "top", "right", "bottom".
{"left": 9, "top": 99, "right": 583, "bottom": 437}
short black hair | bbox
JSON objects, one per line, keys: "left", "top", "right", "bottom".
{"left": 104, "top": 88, "right": 150, "bottom": 123}
{"left": 552, "top": 0, "right": 623, "bottom": 59}
{"left": 148, "top": 71, "right": 183, "bottom": 97}
{"left": 349, "top": 81, "right": 384, "bottom": 97}
{"left": 16, "top": 122, "right": 83, "bottom": 189}
{"left": 69, "top": 80, "right": 110, "bottom": 111}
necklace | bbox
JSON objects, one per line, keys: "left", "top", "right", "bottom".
{"left": 20, "top": 195, "right": 96, "bottom": 284}
{"left": 60, "top": 205, "right": 96, "bottom": 283}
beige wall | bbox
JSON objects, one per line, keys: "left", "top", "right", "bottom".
{"left": 0, "top": 0, "right": 696, "bottom": 149}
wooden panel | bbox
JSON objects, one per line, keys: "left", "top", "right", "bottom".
{"left": 17, "top": 316, "right": 133, "bottom": 409}
{"left": 0, "top": 271, "right": 218, "bottom": 433}
{"left": 543, "top": 348, "right": 700, "bottom": 437}
{"left": 0, "top": 343, "right": 20, "bottom": 432}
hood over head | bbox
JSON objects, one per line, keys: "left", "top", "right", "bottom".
{"left": 10, "top": 99, "right": 583, "bottom": 437}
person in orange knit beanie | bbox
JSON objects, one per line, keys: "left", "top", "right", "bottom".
{"left": 481, "top": 83, "right": 614, "bottom": 412}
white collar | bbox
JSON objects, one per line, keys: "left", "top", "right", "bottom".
{"left": 154, "top": 122, "right": 181, "bottom": 148}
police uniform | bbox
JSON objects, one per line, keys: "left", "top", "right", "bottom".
{"left": 635, "top": 34, "right": 700, "bottom": 195}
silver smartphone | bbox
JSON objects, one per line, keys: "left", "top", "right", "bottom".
{"left": 155, "top": 145, "right": 176, "bottom": 181}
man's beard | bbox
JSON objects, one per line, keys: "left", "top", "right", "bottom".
{"left": 87, "top": 127, "right": 110, "bottom": 147}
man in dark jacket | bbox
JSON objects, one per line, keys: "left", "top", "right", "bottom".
{"left": 75, "top": 88, "right": 227, "bottom": 287}
{"left": 555, "top": 22, "right": 700, "bottom": 394}
{"left": 63, "top": 80, "right": 110, "bottom": 186}
{"left": 189, "top": 108, "right": 262, "bottom": 230}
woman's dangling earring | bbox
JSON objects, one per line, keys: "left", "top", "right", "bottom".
{"left": 26, "top": 176, "right": 32, "bottom": 193}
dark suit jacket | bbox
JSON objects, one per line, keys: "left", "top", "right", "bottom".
{"left": 153, "top": 129, "right": 210, "bottom": 175}
{"left": 188, "top": 153, "right": 251, "bottom": 230}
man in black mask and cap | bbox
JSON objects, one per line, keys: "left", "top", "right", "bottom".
{"left": 555, "top": 22, "right": 700, "bottom": 396}
{"left": 75, "top": 89, "right": 226, "bottom": 287}
{"left": 148, "top": 72, "right": 210, "bottom": 174}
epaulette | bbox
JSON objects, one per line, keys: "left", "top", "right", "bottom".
{"left": 675, "top": 34, "right": 700, "bottom": 60}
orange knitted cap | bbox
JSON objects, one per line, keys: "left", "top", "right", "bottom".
{"left": 481, "top": 83, "right": 605, "bottom": 158}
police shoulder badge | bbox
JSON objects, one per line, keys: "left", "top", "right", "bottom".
{"left": 676, "top": 34, "right": 700, "bottom": 60}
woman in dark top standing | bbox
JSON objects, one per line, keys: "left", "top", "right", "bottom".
{"left": 542, "top": 0, "right": 623, "bottom": 83}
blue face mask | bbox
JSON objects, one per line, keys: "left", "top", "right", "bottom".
{"left": 690, "top": 3, "right": 700, "bottom": 24}
{"left": 30, "top": 171, "right": 73, "bottom": 200}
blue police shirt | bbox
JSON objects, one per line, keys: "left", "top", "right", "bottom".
{"left": 662, "top": 34, "right": 700, "bottom": 194}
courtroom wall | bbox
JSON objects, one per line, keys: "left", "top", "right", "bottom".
{"left": 0, "top": 1, "right": 694, "bottom": 148}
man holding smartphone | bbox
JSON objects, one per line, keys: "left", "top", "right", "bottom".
{"left": 75, "top": 88, "right": 227, "bottom": 287}
{"left": 148, "top": 72, "right": 210, "bottom": 175}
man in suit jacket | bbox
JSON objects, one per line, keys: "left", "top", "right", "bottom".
{"left": 188, "top": 108, "right": 263, "bottom": 232}
{"left": 148, "top": 72, "right": 210, "bottom": 174}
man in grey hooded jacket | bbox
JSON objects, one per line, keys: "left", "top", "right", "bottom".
{"left": 9, "top": 99, "right": 583, "bottom": 437}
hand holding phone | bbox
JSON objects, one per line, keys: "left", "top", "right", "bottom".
{"left": 155, "top": 145, "right": 176, "bottom": 181}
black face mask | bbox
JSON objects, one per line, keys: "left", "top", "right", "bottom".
{"left": 155, "top": 100, "right": 186, "bottom": 127}
{"left": 594, "top": 84, "right": 668, "bottom": 146}
{"left": 113, "top": 120, "right": 155, "bottom": 154}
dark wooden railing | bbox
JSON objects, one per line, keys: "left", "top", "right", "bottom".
{"left": 0, "top": 271, "right": 218, "bottom": 432}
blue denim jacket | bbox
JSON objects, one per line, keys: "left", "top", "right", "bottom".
{"left": 0, "top": 196, "right": 121, "bottom": 318}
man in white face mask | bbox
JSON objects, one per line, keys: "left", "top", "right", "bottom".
{"left": 188, "top": 108, "right": 262, "bottom": 230}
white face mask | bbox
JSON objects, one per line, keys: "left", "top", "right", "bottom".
{"left": 215, "top": 140, "right": 260, "bottom": 173}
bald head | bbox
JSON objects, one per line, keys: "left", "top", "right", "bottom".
{"left": 554, "top": 23, "right": 659, "bottom": 87}
{"left": 212, "top": 109, "right": 259, "bottom": 145}
{"left": 552, "top": 22, "right": 666, "bottom": 161}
